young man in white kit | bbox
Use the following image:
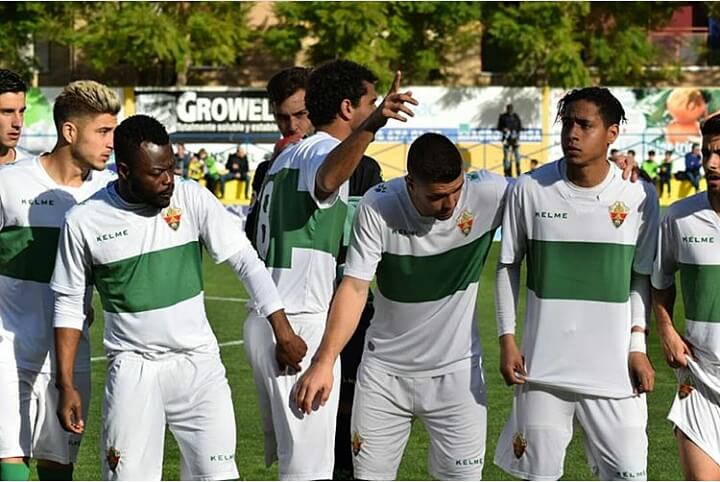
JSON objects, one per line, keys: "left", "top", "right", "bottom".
{"left": 244, "top": 60, "right": 417, "bottom": 480}
{"left": 652, "top": 114, "right": 720, "bottom": 480}
{"left": 294, "top": 132, "right": 510, "bottom": 480}
{"left": 0, "top": 80, "right": 119, "bottom": 481}
{"left": 0, "top": 69, "right": 31, "bottom": 166}
{"left": 494, "top": 87, "right": 658, "bottom": 481}
{"left": 51, "top": 115, "right": 296, "bottom": 481}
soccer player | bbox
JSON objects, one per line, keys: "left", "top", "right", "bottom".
{"left": 294, "top": 133, "right": 509, "bottom": 480}
{"left": 494, "top": 87, "right": 658, "bottom": 481}
{"left": 50, "top": 115, "right": 298, "bottom": 481}
{"left": 652, "top": 114, "right": 720, "bottom": 480}
{"left": 243, "top": 60, "right": 416, "bottom": 480}
{"left": 0, "top": 80, "right": 119, "bottom": 481}
{"left": 0, "top": 70, "right": 29, "bottom": 166}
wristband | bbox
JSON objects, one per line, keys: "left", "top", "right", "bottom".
{"left": 629, "top": 331, "right": 647, "bottom": 353}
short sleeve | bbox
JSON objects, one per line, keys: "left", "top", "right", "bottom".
{"left": 50, "top": 214, "right": 91, "bottom": 296}
{"left": 344, "top": 197, "right": 384, "bottom": 282}
{"left": 651, "top": 210, "right": 678, "bottom": 290}
{"left": 299, "top": 135, "right": 345, "bottom": 209}
{"left": 633, "top": 183, "right": 660, "bottom": 275}
{"left": 499, "top": 180, "right": 527, "bottom": 264}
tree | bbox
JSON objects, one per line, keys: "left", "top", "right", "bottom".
{"left": 263, "top": 2, "right": 483, "bottom": 86}
{"left": 484, "top": 2, "right": 681, "bottom": 87}
{"left": 0, "top": 3, "right": 52, "bottom": 78}
{"left": 44, "top": 2, "right": 253, "bottom": 86}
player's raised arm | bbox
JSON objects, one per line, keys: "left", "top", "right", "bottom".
{"left": 294, "top": 275, "right": 370, "bottom": 414}
{"left": 314, "top": 70, "right": 418, "bottom": 201}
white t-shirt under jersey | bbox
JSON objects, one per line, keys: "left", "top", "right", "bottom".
{"left": 0, "top": 157, "right": 115, "bottom": 373}
{"left": 345, "top": 171, "right": 510, "bottom": 377}
{"left": 501, "top": 159, "right": 659, "bottom": 398}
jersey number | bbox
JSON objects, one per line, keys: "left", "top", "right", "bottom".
{"left": 255, "top": 180, "right": 273, "bottom": 260}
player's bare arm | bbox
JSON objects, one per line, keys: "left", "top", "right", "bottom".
{"left": 55, "top": 327, "right": 85, "bottom": 434}
{"left": 314, "top": 71, "right": 418, "bottom": 201}
{"left": 268, "top": 309, "right": 307, "bottom": 373}
{"left": 652, "top": 285, "right": 694, "bottom": 368}
{"left": 294, "top": 275, "right": 370, "bottom": 414}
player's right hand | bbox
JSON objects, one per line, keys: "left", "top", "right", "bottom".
{"left": 362, "top": 71, "right": 418, "bottom": 134}
{"left": 658, "top": 323, "right": 694, "bottom": 368}
{"left": 275, "top": 333, "right": 308, "bottom": 374}
{"left": 499, "top": 335, "right": 527, "bottom": 385}
{"left": 293, "top": 359, "right": 334, "bottom": 415}
{"left": 56, "top": 385, "right": 85, "bottom": 434}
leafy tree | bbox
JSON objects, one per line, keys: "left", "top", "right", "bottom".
{"left": 264, "top": 1, "right": 483, "bottom": 86}
{"left": 0, "top": 2, "right": 52, "bottom": 77}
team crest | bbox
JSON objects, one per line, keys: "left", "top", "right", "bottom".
{"left": 678, "top": 376, "right": 694, "bottom": 399}
{"left": 457, "top": 209, "right": 474, "bottom": 236}
{"left": 163, "top": 206, "right": 182, "bottom": 231}
{"left": 106, "top": 447, "right": 121, "bottom": 472}
{"left": 512, "top": 432, "right": 527, "bottom": 459}
{"left": 608, "top": 201, "right": 629, "bottom": 228}
{"left": 351, "top": 432, "right": 363, "bottom": 457}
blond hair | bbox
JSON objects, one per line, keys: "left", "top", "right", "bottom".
{"left": 53, "top": 80, "right": 120, "bottom": 127}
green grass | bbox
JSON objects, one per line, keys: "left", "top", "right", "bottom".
{"left": 61, "top": 243, "right": 684, "bottom": 480}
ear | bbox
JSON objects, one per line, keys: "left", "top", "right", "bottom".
{"left": 405, "top": 174, "right": 415, "bottom": 193}
{"left": 338, "top": 98, "right": 353, "bottom": 122}
{"left": 61, "top": 121, "right": 77, "bottom": 144}
{"left": 606, "top": 124, "right": 620, "bottom": 145}
{"left": 116, "top": 161, "right": 131, "bottom": 182}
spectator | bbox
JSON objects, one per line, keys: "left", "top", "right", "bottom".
{"left": 641, "top": 150, "right": 659, "bottom": 182}
{"left": 627, "top": 149, "right": 636, "bottom": 166}
{"left": 658, "top": 150, "right": 673, "bottom": 197}
{"left": 224, "top": 145, "right": 250, "bottom": 199}
{"left": 609, "top": 148, "right": 620, "bottom": 163}
{"left": 496, "top": 104, "right": 522, "bottom": 177}
{"left": 187, "top": 154, "right": 205, "bottom": 182}
{"left": 198, "top": 148, "right": 222, "bottom": 196}
{"left": 685, "top": 142, "right": 702, "bottom": 192}
{"left": 174, "top": 143, "right": 192, "bottom": 178}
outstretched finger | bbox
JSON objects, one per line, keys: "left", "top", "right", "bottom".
{"left": 387, "top": 70, "right": 402, "bottom": 97}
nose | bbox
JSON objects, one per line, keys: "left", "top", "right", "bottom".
{"left": 11, "top": 112, "right": 22, "bottom": 128}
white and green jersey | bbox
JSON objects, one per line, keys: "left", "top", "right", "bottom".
{"left": 252, "top": 131, "right": 348, "bottom": 316}
{"left": 652, "top": 193, "right": 720, "bottom": 376}
{"left": 51, "top": 178, "right": 247, "bottom": 357}
{"left": 501, "top": 160, "right": 659, "bottom": 398}
{"left": 345, "top": 171, "right": 509, "bottom": 377}
{"left": 0, "top": 157, "right": 115, "bottom": 373}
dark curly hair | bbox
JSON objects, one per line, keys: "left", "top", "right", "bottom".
{"left": 305, "top": 60, "right": 378, "bottom": 128}
{"left": 408, "top": 133, "right": 463, "bottom": 183}
{"left": 0, "top": 69, "right": 27, "bottom": 95}
{"left": 556, "top": 87, "right": 627, "bottom": 127}
{"left": 267, "top": 67, "right": 309, "bottom": 108}
{"left": 702, "top": 114, "right": 720, "bottom": 137}
{"left": 114, "top": 115, "right": 169, "bottom": 167}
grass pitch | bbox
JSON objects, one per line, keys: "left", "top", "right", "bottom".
{"left": 59, "top": 243, "right": 683, "bottom": 480}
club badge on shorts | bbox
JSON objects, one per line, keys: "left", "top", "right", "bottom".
{"left": 457, "top": 209, "right": 474, "bottom": 236}
{"left": 107, "top": 447, "right": 121, "bottom": 472}
{"left": 512, "top": 432, "right": 527, "bottom": 458}
{"left": 609, "top": 201, "right": 629, "bottom": 228}
{"left": 352, "top": 432, "right": 363, "bottom": 457}
{"left": 678, "top": 376, "right": 694, "bottom": 399}
{"left": 163, "top": 206, "right": 182, "bottom": 231}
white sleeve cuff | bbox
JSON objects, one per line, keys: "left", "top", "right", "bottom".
{"left": 227, "top": 249, "right": 284, "bottom": 318}
{"left": 53, "top": 291, "right": 86, "bottom": 331}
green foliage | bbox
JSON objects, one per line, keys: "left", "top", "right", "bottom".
{"left": 485, "top": 1, "right": 681, "bottom": 87}
{"left": 265, "top": 1, "right": 483, "bottom": 86}
{"left": 0, "top": 2, "right": 49, "bottom": 77}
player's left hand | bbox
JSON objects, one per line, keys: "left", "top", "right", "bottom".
{"left": 629, "top": 352, "right": 655, "bottom": 394}
{"left": 56, "top": 385, "right": 85, "bottom": 434}
{"left": 614, "top": 154, "right": 640, "bottom": 182}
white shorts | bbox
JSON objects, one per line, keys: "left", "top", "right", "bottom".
{"left": 0, "top": 365, "right": 90, "bottom": 464}
{"left": 668, "top": 359, "right": 720, "bottom": 466}
{"left": 494, "top": 384, "right": 647, "bottom": 481}
{"left": 243, "top": 312, "right": 340, "bottom": 481}
{"left": 101, "top": 351, "right": 238, "bottom": 481}
{"left": 351, "top": 360, "right": 487, "bottom": 481}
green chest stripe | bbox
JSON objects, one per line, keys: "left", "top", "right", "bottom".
{"left": 527, "top": 239, "right": 635, "bottom": 302}
{"left": 376, "top": 230, "right": 495, "bottom": 303}
{"left": 258, "top": 168, "right": 347, "bottom": 269}
{"left": 0, "top": 226, "right": 60, "bottom": 283}
{"left": 680, "top": 263, "right": 720, "bottom": 322}
{"left": 94, "top": 241, "right": 203, "bottom": 314}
